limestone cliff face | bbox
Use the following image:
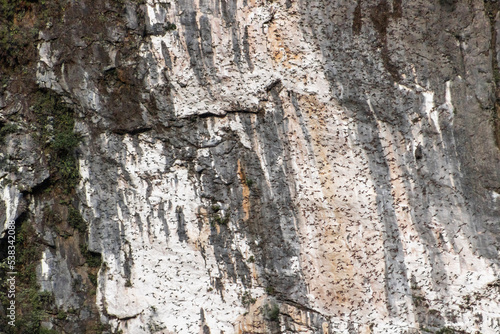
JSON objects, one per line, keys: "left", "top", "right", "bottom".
{"left": 1, "top": 0, "right": 500, "bottom": 333}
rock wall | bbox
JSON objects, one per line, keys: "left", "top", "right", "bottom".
{"left": 1, "top": 0, "right": 500, "bottom": 333}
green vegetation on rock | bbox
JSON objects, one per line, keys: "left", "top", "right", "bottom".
{"left": 0, "top": 122, "right": 18, "bottom": 143}
{"left": 33, "top": 89, "right": 81, "bottom": 193}
{"left": 263, "top": 302, "right": 280, "bottom": 322}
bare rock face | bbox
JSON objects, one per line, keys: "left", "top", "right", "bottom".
{"left": 2, "top": 0, "right": 500, "bottom": 333}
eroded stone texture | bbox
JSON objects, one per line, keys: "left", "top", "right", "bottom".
{"left": 1, "top": 0, "right": 500, "bottom": 333}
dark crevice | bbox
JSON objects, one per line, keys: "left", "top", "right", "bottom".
{"left": 185, "top": 110, "right": 260, "bottom": 120}
{"left": 265, "top": 79, "right": 282, "bottom": 92}
{"left": 175, "top": 206, "right": 189, "bottom": 243}
{"left": 107, "top": 312, "right": 141, "bottom": 321}
{"left": 197, "top": 112, "right": 227, "bottom": 119}
{"left": 243, "top": 26, "right": 254, "bottom": 71}
{"left": 223, "top": 109, "right": 261, "bottom": 114}
{"left": 112, "top": 126, "right": 153, "bottom": 135}
{"left": 20, "top": 176, "right": 52, "bottom": 196}
{"left": 277, "top": 298, "right": 322, "bottom": 317}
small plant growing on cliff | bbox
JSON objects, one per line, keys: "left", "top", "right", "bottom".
{"left": 216, "top": 212, "right": 230, "bottom": 225}
{"left": 265, "top": 286, "right": 275, "bottom": 295}
{"left": 165, "top": 22, "right": 176, "bottom": 31}
{"left": 263, "top": 302, "right": 280, "bottom": 322}
{"left": 245, "top": 178, "right": 254, "bottom": 187}
{"left": 412, "top": 294, "right": 426, "bottom": 307}
{"left": 436, "top": 327, "right": 456, "bottom": 334}
{"left": 212, "top": 210, "right": 230, "bottom": 226}
{"left": 57, "top": 310, "right": 67, "bottom": 320}
{"left": 88, "top": 273, "right": 97, "bottom": 286}
{"left": 0, "top": 122, "right": 17, "bottom": 143}
{"left": 241, "top": 290, "right": 256, "bottom": 307}
{"left": 33, "top": 89, "right": 82, "bottom": 192}
{"left": 68, "top": 206, "right": 86, "bottom": 232}
{"left": 80, "top": 245, "right": 102, "bottom": 268}
{"left": 209, "top": 204, "right": 232, "bottom": 227}
{"left": 51, "top": 130, "right": 81, "bottom": 156}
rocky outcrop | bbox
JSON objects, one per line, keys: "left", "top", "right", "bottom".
{"left": 1, "top": 0, "right": 500, "bottom": 333}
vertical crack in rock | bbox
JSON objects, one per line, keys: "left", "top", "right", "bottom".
{"left": 175, "top": 205, "right": 189, "bottom": 242}
{"left": 243, "top": 26, "right": 254, "bottom": 72}
{"left": 158, "top": 201, "right": 170, "bottom": 241}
